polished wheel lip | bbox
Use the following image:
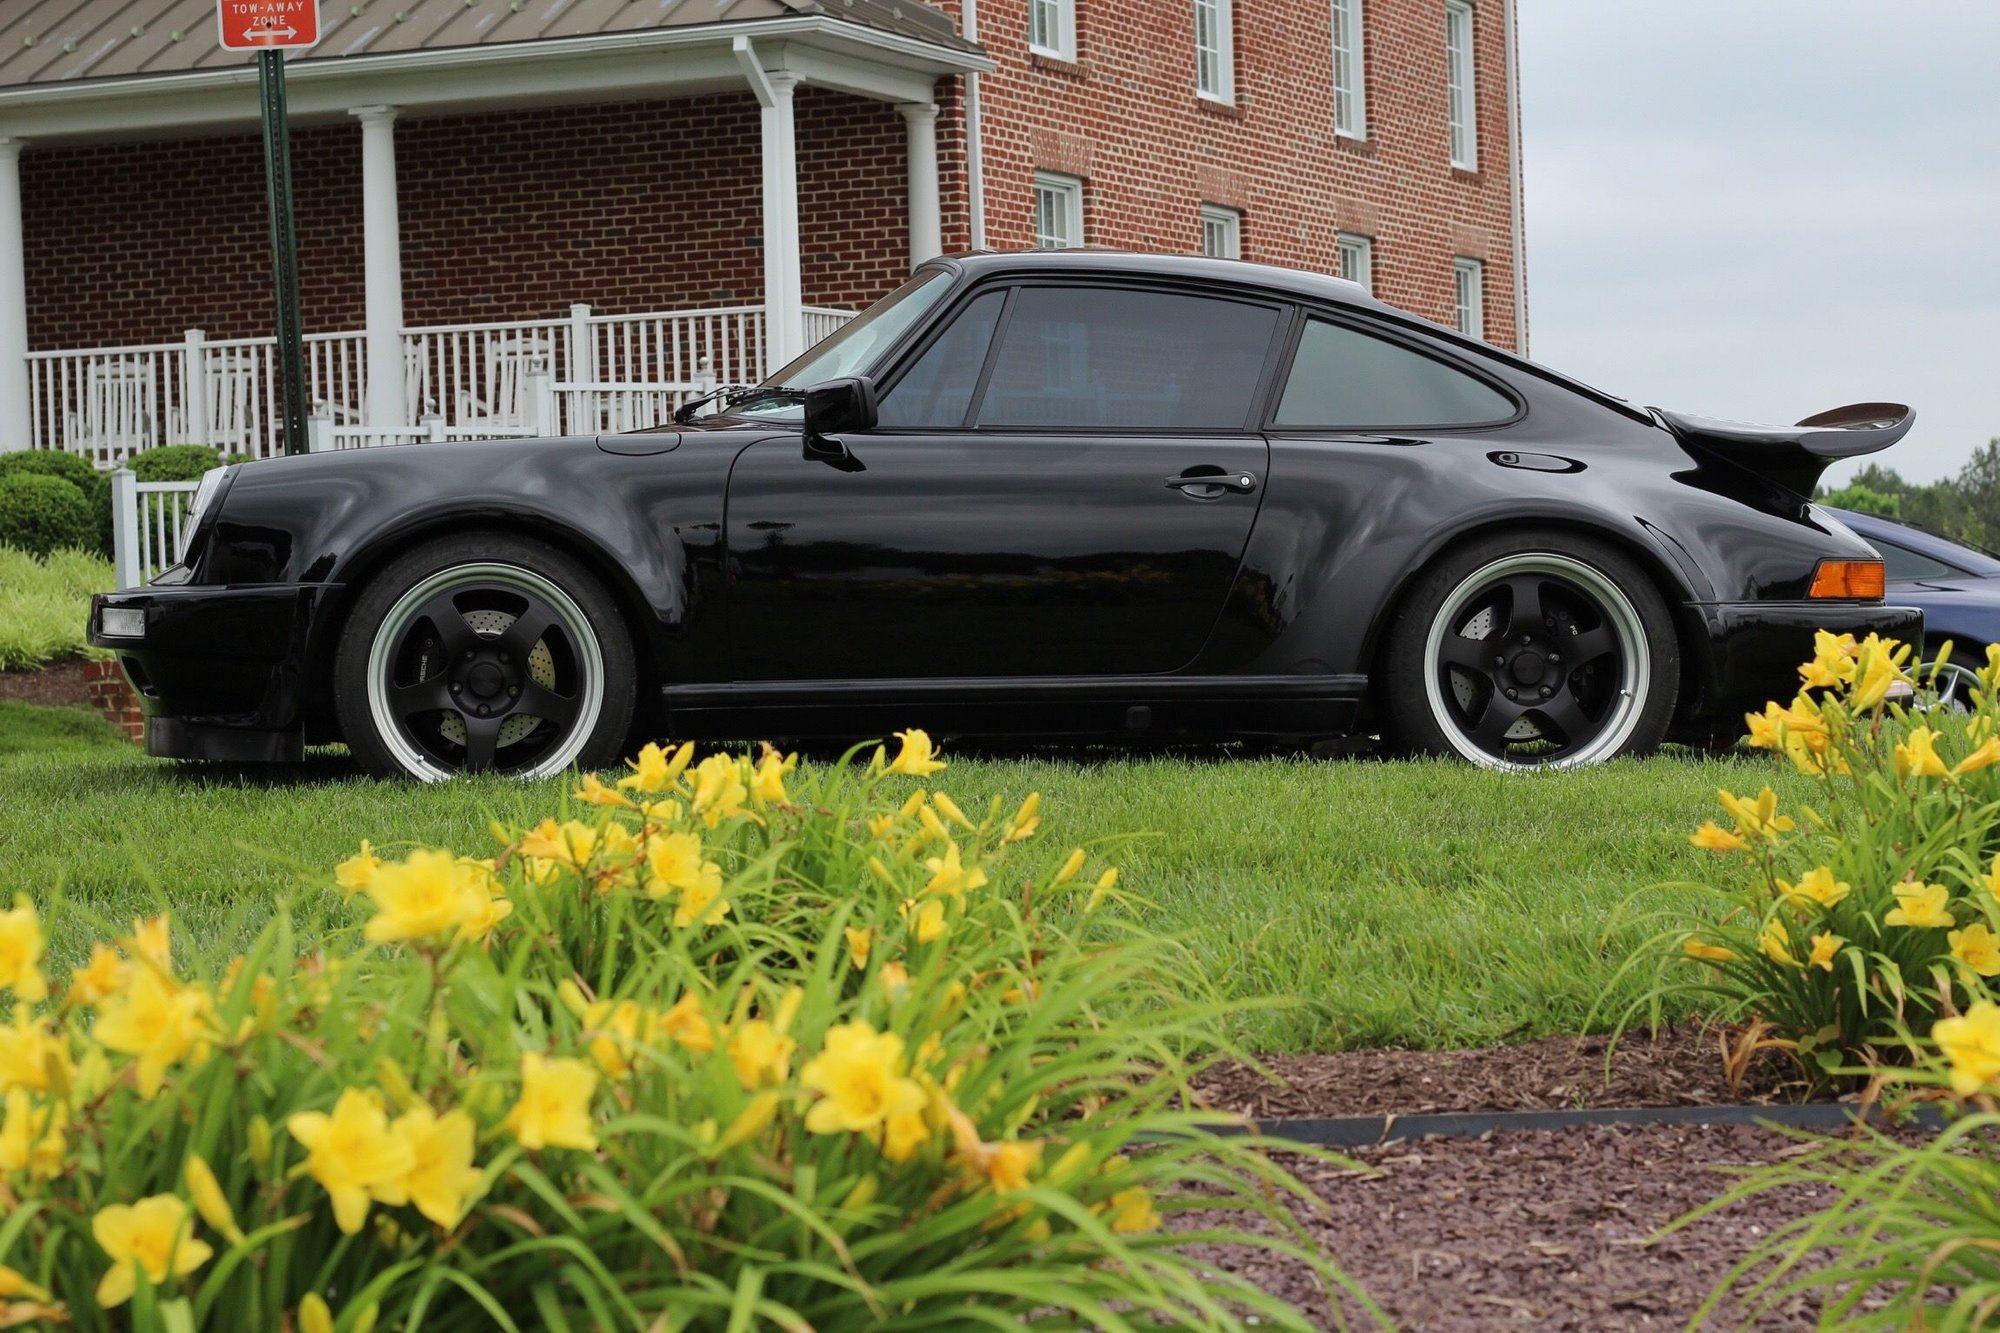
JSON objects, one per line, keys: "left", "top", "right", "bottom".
{"left": 365, "top": 562, "right": 606, "bottom": 783}
{"left": 1422, "top": 552, "right": 1650, "bottom": 771}
{"left": 1915, "top": 658, "right": 1981, "bottom": 714}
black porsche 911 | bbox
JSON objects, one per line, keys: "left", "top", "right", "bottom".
{"left": 89, "top": 251, "right": 1920, "bottom": 779}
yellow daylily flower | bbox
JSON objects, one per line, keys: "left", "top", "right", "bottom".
{"left": 287, "top": 1088, "right": 417, "bottom": 1234}
{"left": 126, "top": 915, "right": 173, "bottom": 970}
{"left": 0, "top": 1008, "right": 69, "bottom": 1096}
{"left": 69, "top": 941, "right": 128, "bottom": 1008}
{"left": 0, "top": 895, "right": 48, "bottom": 1003}
{"left": 334, "top": 841, "right": 383, "bottom": 898}
{"left": 1806, "top": 931, "right": 1842, "bottom": 972}
{"left": 502, "top": 1053, "right": 600, "bottom": 1152}
{"left": 922, "top": 841, "right": 988, "bottom": 899}
{"left": 749, "top": 749, "right": 797, "bottom": 805}
{"left": 801, "top": 1021, "right": 926, "bottom": 1136}
{"left": 575, "top": 771, "right": 638, "bottom": 810}
{"left": 361, "top": 849, "right": 490, "bottom": 944}
{"left": 1935, "top": 1001, "right": 2000, "bottom": 1096}
{"left": 1849, "top": 634, "right": 1912, "bottom": 710}
{"left": 900, "top": 897, "right": 950, "bottom": 945}
{"left": 1885, "top": 881, "right": 1956, "bottom": 929}
{"left": 659, "top": 990, "right": 716, "bottom": 1054}
{"left": 673, "top": 878, "right": 731, "bottom": 930}
{"left": 645, "top": 831, "right": 722, "bottom": 905}
{"left": 0, "top": 1088, "right": 65, "bottom": 1180}
{"left": 392, "top": 1105, "right": 483, "bottom": 1229}
{"left": 1894, "top": 727, "right": 1949, "bottom": 779}
{"left": 93, "top": 968, "right": 212, "bottom": 1099}
{"left": 1951, "top": 923, "right": 2000, "bottom": 977}
{"left": 879, "top": 961, "right": 911, "bottom": 997}
{"left": 844, "top": 926, "right": 873, "bottom": 970}
{"left": 625, "top": 740, "right": 696, "bottom": 793}
{"left": 519, "top": 818, "right": 598, "bottom": 867}
{"left": 1716, "top": 787, "right": 1796, "bottom": 842}
{"left": 1759, "top": 920, "right": 1798, "bottom": 967}
{"left": 92, "top": 1195, "right": 212, "bottom": 1308}
{"left": 727, "top": 1019, "right": 796, "bottom": 1090}
{"left": 885, "top": 728, "right": 948, "bottom": 776}
{"left": 1004, "top": 791, "right": 1042, "bottom": 843}
{"left": 1689, "top": 821, "right": 1745, "bottom": 853}
{"left": 1955, "top": 737, "right": 2000, "bottom": 776}
{"left": 1779, "top": 866, "right": 1851, "bottom": 911}
{"left": 1107, "top": 1185, "right": 1162, "bottom": 1233}
{"left": 581, "top": 998, "right": 657, "bottom": 1079}
{"left": 1682, "top": 936, "right": 1739, "bottom": 965}
{"left": 687, "top": 753, "right": 751, "bottom": 828}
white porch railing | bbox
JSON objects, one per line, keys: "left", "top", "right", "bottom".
{"left": 109, "top": 471, "right": 200, "bottom": 589}
{"left": 32, "top": 303, "right": 856, "bottom": 461}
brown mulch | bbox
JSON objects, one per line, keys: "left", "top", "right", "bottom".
{"left": 1188, "top": 1121, "right": 1861, "bottom": 1330}
{"left": 1192, "top": 1024, "right": 1801, "bottom": 1120}
{"left": 0, "top": 658, "right": 92, "bottom": 709}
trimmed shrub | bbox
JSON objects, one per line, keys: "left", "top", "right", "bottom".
{"left": 127, "top": 443, "right": 223, "bottom": 483}
{"left": 0, "top": 449, "right": 101, "bottom": 495}
{"left": 0, "top": 471, "right": 95, "bottom": 558}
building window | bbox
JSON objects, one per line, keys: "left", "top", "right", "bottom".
{"left": 1336, "top": 232, "right": 1373, "bottom": 291}
{"left": 1033, "top": 173, "right": 1085, "bottom": 249}
{"left": 1331, "top": 0, "right": 1367, "bottom": 139}
{"left": 1200, "top": 205, "right": 1242, "bottom": 259}
{"left": 1446, "top": 0, "right": 1477, "bottom": 169}
{"left": 1030, "top": 0, "right": 1075, "bottom": 59}
{"left": 1196, "top": 0, "right": 1235, "bottom": 102}
{"left": 1453, "top": 257, "right": 1485, "bottom": 339}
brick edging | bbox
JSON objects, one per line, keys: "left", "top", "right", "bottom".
{"left": 83, "top": 657, "right": 145, "bottom": 744}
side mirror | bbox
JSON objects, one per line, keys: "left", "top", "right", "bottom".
{"left": 802, "top": 377, "right": 879, "bottom": 457}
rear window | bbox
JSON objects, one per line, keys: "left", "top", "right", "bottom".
{"left": 1274, "top": 319, "right": 1515, "bottom": 428}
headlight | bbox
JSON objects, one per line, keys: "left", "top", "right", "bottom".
{"left": 185, "top": 464, "right": 235, "bottom": 533}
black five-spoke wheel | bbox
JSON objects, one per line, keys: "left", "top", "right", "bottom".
{"left": 334, "top": 534, "right": 636, "bottom": 781}
{"left": 1384, "top": 531, "right": 1679, "bottom": 769}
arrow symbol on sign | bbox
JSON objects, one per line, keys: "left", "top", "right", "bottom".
{"left": 245, "top": 25, "right": 298, "bottom": 38}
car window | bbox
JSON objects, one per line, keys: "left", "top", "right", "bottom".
{"left": 877, "top": 292, "right": 1005, "bottom": 430}
{"left": 1274, "top": 318, "right": 1515, "bottom": 428}
{"left": 973, "top": 286, "right": 1279, "bottom": 430}
{"left": 731, "top": 270, "right": 955, "bottom": 419}
{"left": 1874, "top": 537, "right": 1962, "bottom": 582}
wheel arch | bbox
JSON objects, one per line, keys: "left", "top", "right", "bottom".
{"left": 1359, "top": 514, "right": 1707, "bottom": 722}
{"left": 304, "top": 512, "right": 668, "bottom": 744}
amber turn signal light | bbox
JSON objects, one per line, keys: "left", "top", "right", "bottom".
{"left": 1808, "top": 559, "right": 1886, "bottom": 600}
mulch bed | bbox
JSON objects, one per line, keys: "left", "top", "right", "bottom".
{"left": 1193, "top": 1024, "right": 1801, "bottom": 1120}
{"left": 0, "top": 658, "right": 92, "bottom": 709}
{"left": 1187, "top": 1120, "right": 1848, "bottom": 1330}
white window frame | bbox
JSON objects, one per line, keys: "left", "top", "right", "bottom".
{"left": 1453, "top": 257, "right": 1485, "bottom": 339}
{"left": 1029, "top": 0, "right": 1076, "bottom": 60}
{"left": 1033, "top": 172, "right": 1085, "bottom": 250}
{"left": 1446, "top": 0, "right": 1478, "bottom": 170}
{"left": 1331, "top": 0, "right": 1367, "bottom": 140}
{"left": 1195, "top": 0, "right": 1235, "bottom": 103}
{"left": 1200, "top": 204, "right": 1242, "bottom": 259}
{"left": 1336, "top": 232, "right": 1374, "bottom": 292}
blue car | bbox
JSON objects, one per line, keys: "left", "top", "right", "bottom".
{"left": 1833, "top": 507, "right": 2000, "bottom": 702}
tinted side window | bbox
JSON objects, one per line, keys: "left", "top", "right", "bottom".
{"left": 1274, "top": 319, "right": 1515, "bottom": 428}
{"left": 1874, "top": 538, "right": 1959, "bottom": 582}
{"left": 877, "top": 292, "right": 1005, "bottom": 429}
{"left": 975, "top": 287, "right": 1279, "bottom": 430}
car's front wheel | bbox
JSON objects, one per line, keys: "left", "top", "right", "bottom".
{"left": 1381, "top": 530, "right": 1679, "bottom": 769}
{"left": 333, "top": 533, "right": 637, "bottom": 781}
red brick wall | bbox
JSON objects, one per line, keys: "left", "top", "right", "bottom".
{"left": 932, "top": 0, "right": 1520, "bottom": 346}
{"left": 21, "top": 90, "right": 913, "bottom": 349}
{"left": 19, "top": 0, "right": 1517, "bottom": 351}
{"left": 83, "top": 658, "right": 144, "bottom": 743}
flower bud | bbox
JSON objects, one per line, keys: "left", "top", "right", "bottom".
{"left": 299, "top": 1293, "right": 334, "bottom": 1333}
{"left": 185, "top": 1153, "right": 245, "bottom": 1244}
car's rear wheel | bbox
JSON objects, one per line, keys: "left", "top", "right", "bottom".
{"left": 334, "top": 534, "right": 636, "bottom": 781}
{"left": 1381, "top": 531, "right": 1678, "bottom": 769}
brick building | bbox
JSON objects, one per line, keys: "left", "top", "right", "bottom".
{"left": 0, "top": 0, "right": 1522, "bottom": 458}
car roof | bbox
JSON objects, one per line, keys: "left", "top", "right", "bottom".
{"left": 929, "top": 250, "right": 1655, "bottom": 425}
{"left": 1831, "top": 507, "right": 2000, "bottom": 576}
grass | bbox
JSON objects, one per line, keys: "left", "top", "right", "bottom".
{"left": 0, "top": 545, "right": 112, "bottom": 670}
{"left": 0, "top": 698, "right": 1815, "bottom": 1053}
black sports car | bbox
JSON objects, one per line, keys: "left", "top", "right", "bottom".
{"left": 89, "top": 251, "right": 1921, "bottom": 779}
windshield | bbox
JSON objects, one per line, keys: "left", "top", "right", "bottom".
{"left": 726, "top": 270, "right": 955, "bottom": 419}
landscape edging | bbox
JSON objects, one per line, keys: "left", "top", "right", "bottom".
{"left": 1247, "top": 1100, "right": 1948, "bottom": 1147}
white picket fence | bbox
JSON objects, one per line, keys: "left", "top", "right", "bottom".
{"left": 109, "top": 472, "right": 200, "bottom": 590}
{"left": 32, "top": 303, "right": 855, "bottom": 461}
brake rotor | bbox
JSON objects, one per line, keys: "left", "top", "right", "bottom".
{"left": 1448, "top": 602, "right": 1545, "bottom": 741}
{"left": 438, "top": 609, "right": 556, "bottom": 749}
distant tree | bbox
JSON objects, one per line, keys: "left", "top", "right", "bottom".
{"left": 1817, "top": 444, "right": 2000, "bottom": 550}
{"left": 1818, "top": 481, "right": 1901, "bottom": 518}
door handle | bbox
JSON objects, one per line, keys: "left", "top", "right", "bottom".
{"left": 1165, "top": 471, "right": 1258, "bottom": 494}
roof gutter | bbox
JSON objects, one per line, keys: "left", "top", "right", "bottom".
{"left": 0, "top": 15, "right": 995, "bottom": 115}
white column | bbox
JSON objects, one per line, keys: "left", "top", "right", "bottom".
{"left": 351, "top": 106, "right": 405, "bottom": 430}
{"left": 757, "top": 75, "right": 803, "bottom": 373}
{"left": 0, "top": 138, "right": 30, "bottom": 451}
{"left": 898, "top": 102, "right": 942, "bottom": 268}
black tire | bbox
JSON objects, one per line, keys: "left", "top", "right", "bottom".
{"left": 333, "top": 532, "right": 637, "bottom": 781}
{"left": 1379, "top": 529, "right": 1679, "bottom": 769}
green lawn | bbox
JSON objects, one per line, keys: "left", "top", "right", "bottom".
{"left": 0, "top": 699, "right": 1812, "bottom": 1052}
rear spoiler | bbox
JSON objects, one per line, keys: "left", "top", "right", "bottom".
{"left": 1651, "top": 402, "right": 1914, "bottom": 496}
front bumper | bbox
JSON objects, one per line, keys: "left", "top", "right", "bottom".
{"left": 1691, "top": 600, "right": 1924, "bottom": 723}
{"left": 87, "top": 584, "right": 336, "bottom": 761}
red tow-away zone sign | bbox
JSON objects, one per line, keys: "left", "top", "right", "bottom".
{"left": 218, "top": 0, "right": 321, "bottom": 51}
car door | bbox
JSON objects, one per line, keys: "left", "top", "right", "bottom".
{"left": 723, "top": 281, "right": 1289, "bottom": 681}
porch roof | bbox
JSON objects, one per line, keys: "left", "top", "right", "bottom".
{"left": 0, "top": 0, "right": 975, "bottom": 89}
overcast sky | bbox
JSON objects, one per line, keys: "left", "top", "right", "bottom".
{"left": 1518, "top": 1, "right": 2000, "bottom": 486}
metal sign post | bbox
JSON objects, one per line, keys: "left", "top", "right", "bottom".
{"left": 221, "top": 1, "right": 321, "bottom": 455}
